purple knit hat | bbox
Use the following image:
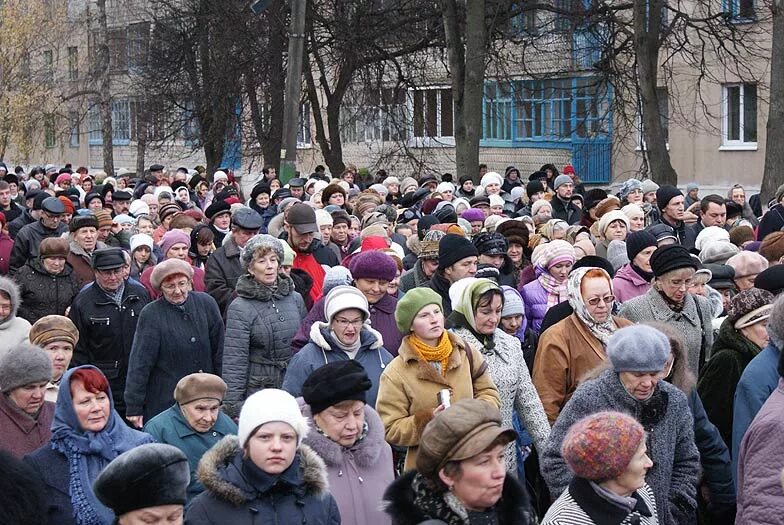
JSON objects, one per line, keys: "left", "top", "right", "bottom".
{"left": 160, "top": 230, "right": 191, "bottom": 258}
{"left": 348, "top": 250, "right": 397, "bottom": 282}
{"left": 461, "top": 208, "right": 485, "bottom": 222}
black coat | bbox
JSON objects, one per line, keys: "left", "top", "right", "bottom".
{"left": 7, "top": 209, "right": 35, "bottom": 239}
{"left": 550, "top": 196, "right": 583, "bottom": 225}
{"left": 23, "top": 445, "right": 75, "bottom": 525}
{"left": 0, "top": 201, "right": 23, "bottom": 225}
{"left": 757, "top": 203, "right": 784, "bottom": 241}
{"left": 68, "top": 281, "right": 150, "bottom": 416}
{"left": 15, "top": 259, "right": 81, "bottom": 324}
{"left": 205, "top": 236, "right": 243, "bottom": 313}
{"left": 9, "top": 220, "right": 68, "bottom": 272}
{"left": 383, "top": 470, "right": 536, "bottom": 525}
{"left": 651, "top": 217, "right": 697, "bottom": 251}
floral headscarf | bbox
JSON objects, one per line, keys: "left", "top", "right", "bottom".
{"left": 567, "top": 266, "right": 619, "bottom": 347}
{"left": 534, "top": 240, "right": 575, "bottom": 307}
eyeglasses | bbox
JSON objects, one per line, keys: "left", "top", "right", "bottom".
{"left": 664, "top": 278, "right": 693, "bottom": 289}
{"left": 161, "top": 280, "right": 191, "bottom": 292}
{"left": 333, "top": 318, "right": 363, "bottom": 329}
{"left": 587, "top": 295, "right": 615, "bottom": 306}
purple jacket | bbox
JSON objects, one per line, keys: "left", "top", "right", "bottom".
{"left": 292, "top": 293, "right": 403, "bottom": 356}
{"left": 612, "top": 264, "right": 650, "bottom": 304}
{"left": 736, "top": 377, "right": 784, "bottom": 524}
{"left": 521, "top": 279, "right": 552, "bottom": 335}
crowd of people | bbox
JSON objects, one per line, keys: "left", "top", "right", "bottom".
{"left": 1, "top": 159, "right": 783, "bottom": 524}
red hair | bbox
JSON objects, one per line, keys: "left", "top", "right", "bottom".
{"left": 70, "top": 368, "right": 110, "bottom": 396}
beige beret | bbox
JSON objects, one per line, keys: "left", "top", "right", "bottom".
{"left": 174, "top": 373, "right": 227, "bottom": 405}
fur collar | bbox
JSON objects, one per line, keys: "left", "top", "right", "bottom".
{"left": 197, "top": 435, "right": 329, "bottom": 506}
{"left": 300, "top": 402, "right": 387, "bottom": 469}
{"left": 307, "top": 321, "right": 383, "bottom": 352}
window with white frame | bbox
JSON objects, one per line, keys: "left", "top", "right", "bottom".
{"left": 69, "top": 111, "right": 80, "bottom": 147}
{"left": 340, "top": 88, "right": 407, "bottom": 144}
{"left": 724, "top": 0, "right": 755, "bottom": 21}
{"left": 410, "top": 87, "right": 454, "bottom": 145}
{"left": 112, "top": 99, "right": 131, "bottom": 143}
{"left": 722, "top": 83, "right": 757, "bottom": 148}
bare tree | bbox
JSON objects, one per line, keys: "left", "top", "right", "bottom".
{"left": 762, "top": 0, "right": 784, "bottom": 203}
{"left": 93, "top": 0, "right": 115, "bottom": 175}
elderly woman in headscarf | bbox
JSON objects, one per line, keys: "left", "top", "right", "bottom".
{"left": 29, "top": 315, "right": 78, "bottom": 402}
{"left": 533, "top": 266, "right": 633, "bottom": 423}
{"left": 448, "top": 277, "right": 550, "bottom": 476}
{"left": 24, "top": 365, "right": 154, "bottom": 525}
{"left": 521, "top": 239, "right": 576, "bottom": 335}
{"left": 541, "top": 326, "right": 700, "bottom": 525}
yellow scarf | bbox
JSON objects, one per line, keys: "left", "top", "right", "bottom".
{"left": 409, "top": 331, "right": 453, "bottom": 376}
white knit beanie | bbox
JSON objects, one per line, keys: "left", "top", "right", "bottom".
{"left": 238, "top": 389, "right": 309, "bottom": 448}
{"left": 436, "top": 182, "right": 455, "bottom": 194}
{"left": 598, "top": 210, "right": 630, "bottom": 238}
{"left": 501, "top": 286, "right": 524, "bottom": 318}
{"left": 489, "top": 194, "right": 505, "bottom": 208}
{"left": 323, "top": 285, "right": 370, "bottom": 322}
{"left": 130, "top": 233, "right": 153, "bottom": 254}
{"left": 315, "top": 209, "right": 333, "bottom": 228}
{"left": 695, "top": 226, "right": 730, "bottom": 253}
{"left": 129, "top": 199, "right": 150, "bottom": 218}
{"left": 531, "top": 199, "right": 552, "bottom": 216}
{"left": 480, "top": 172, "right": 503, "bottom": 188}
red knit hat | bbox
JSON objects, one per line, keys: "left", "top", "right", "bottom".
{"left": 58, "top": 196, "right": 75, "bottom": 215}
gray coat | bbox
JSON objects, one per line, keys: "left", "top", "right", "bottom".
{"left": 399, "top": 260, "right": 430, "bottom": 294}
{"left": 204, "top": 234, "right": 243, "bottom": 313}
{"left": 541, "top": 369, "right": 700, "bottom": 525}
{"left": 222, "top": 273, "right": 306, "bottom": 417}
{"left": 619, "top": 287, "right": 714, "bottom": 376}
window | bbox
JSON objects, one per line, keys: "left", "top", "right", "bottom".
{"left": 297, "top": 103, "right": 312, "bottom": 148}
{"left": 67, "top": 47, "right": 78, "bottom": 80}
{"left": 724, "top": 0, "right": 755, "bottom": 21}
{"left": 112, "top": 99, "right": 131, "bottom": 143}
{"left": 108, "top": 29, "right": 128, "bottom": 72}
{"left": 483, "top": 82, "right": 513, "bottom": 140}
{"left": 43, "top": 50, "right": 54, "bottom": 82}
{"left": 410, "top": 87, "right": 454, "bottom": 144}
{"left": 127, "top": 23, "right": 149, "bottom": 70}
{"left": 69, "top": 111, "right": 80, "bottom": 147}
{"left": 340, "top": 88, "right": 407, "bottom": 143}
{"left": 509, "top": 2, "right": 538, "bottom": 35}
{"left": 722, "top": 83, "right": 757, "bottom": 148}
{"left": 514, "top": 79, "right": 574, "bottom": 140}
{"left": 44, "top": 115, "right": 56, "bottom": 148}
{"left": 88, "top": 103, "right": 102, "bottom": 144}
{"left": 554, "top": 0, "right": 584, "bottom": 32}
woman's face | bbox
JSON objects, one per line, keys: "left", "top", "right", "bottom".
{"left": 330, "top": 308, "right": 364, "bottom": 347}
{"left": 626, "top": 189, "right": 644, "bottom": 205}
{"left": 249, "top": 251, "right": 279, "bottom": 286}
{"left": 166, "top": 243, "right": 189, "bottom": 261}
{"left": 354, "top": 278, "right": 388, "bottom": 305}
{"left": 255, "top": 193, "right": 270, "bottom": 208}
{"left": 246, "top": 421, "right": 297, "bottom": 475}
{"left": 137, "top": 219, "right": 154, "bottom": 236}
{"left": 134, "top": 246, "right": 151, "bottom": 265}
{"left": 484, "top": 183, "right": 501, "bottom": 196}
{"left": 633, "top": 246, "right": 656, "bottom": 273}
{"left": 180, "top": 398, "right": 221, "bottom": 433}
{"left": 605, "top": 220, "right": 628, "bottom": 241}
{"left": 160, "top": 275, "right": 191, "bottom": 305}
{"left": 500, "top": 315, "right": 522, "bottom": 335}
{"left": 8, "top": 381, "right": 47, "bottom": 416}
{"left": 269, "top": 179, "right": 281, "bottom": 192}
{"left": 610, "top": 441, "right": 653, "bottom": 495}
{"left": 628, "top": 214, "right": 645, "bottom": 231}
{"left": 735, "top": 274, "right": 758, "bottom": 291}
{"left": 441, "top": 189, "right": 454, "bottom": 202}
{"left": 42, "top": 256, "right": 66, "bottom": 275}
{"left": 657, "top": 267, "right": 695, "bottom": 303}
{"left": 44, "top": 341, "right": 73, "bottom": 382}
{"left": 535, "top": 206, "right": 552, "bottom": 223}
{"left": 410, "top": 303, "right": 444, "bottom": 343}
{"left": 313, "top": 400, "right": 365, "bottom": 448}
{"left": 439, "top": 443, "right": 507, "bottom": 512}
{"left": 197, "top": 242, "right": 212, "bottom": 257}
{"left": 474, "top": 294, "right": 503, "bottom": 336}
{"left": 507, "top": 243, "right": 523, "bottom": 264}
{"left": 388, "top": 270, "right": 401, "bottom": 296}
{"left": 582, "top": 277, "right": 613, "bottom": 323}
{"left": 329, "top": 192, "right": 345, "bottom": 206}
{"left": 549, "top": 260, "right": 573, "bottom": 282}
{"left": 213, "top": 213, "right": 231, "bottom": 230}
{"left": 71, "top": 380, "right": 111, "bottom": 432}
{"left": 388, "top": 184, "right": 399, "bottom": 196}
{"left": 619, "top": 371, "right": 660, "bottom": 401}
{"left": 741, "top": 319, "right": 770, "bottom": 349}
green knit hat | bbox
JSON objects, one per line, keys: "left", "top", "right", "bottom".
{"left": 395, "top": 287, "right": 443, "bottom": 333}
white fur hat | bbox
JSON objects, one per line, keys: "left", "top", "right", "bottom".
{"left": 480, "top": 172, "right": 503, "bottom": 188}
{"left": 238, "top": 389, "right": 309, "bottom": 447}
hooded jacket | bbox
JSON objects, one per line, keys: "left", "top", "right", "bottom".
{"left": 15, "top": 258, "right": 81, "bottom": 324}
{"left": 0, "top": 276, "right": 31, "bottom": 360}
{"left": 185, "top": 436, "right": 341, "bottom": 525}
{"left": 299, "top": 400, "right": 394, "bottom": 525}
{"left": 284, "top": 322, "right": 392, "bottom": 409}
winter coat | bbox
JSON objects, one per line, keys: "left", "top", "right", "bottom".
{"left": 550, "top": 196, "right": 582, "bottom": 225}
{"left": 23, "top": 443, "right": 76, "bottom": 525}
{"left": 66, "top": 240, "right": 108, "bottom": 288}
{"left": 0, "top": 232, "right": 12, "bottom": 274}
{"left": 399, "top": 259, "right": 430, "bottom": 294}
{"left": 7, "top": 209, "right": 35, "bottom": 239}
{"left": 0, "top": 394, "right": 54, "bottom": 458}
{"left": 0, "top": 201, "right": 23, "bottom": 226}
{"left": 9, "top": 220, "right": 68, "bottom": 272}
{"left": 424, "top": 271, "right": 454, "bottom": 317}
{"left": 222, "top": 274, "right": 306, "bottom": 418}
{"left": 285, "top": 322, "right": 392, "bottom": 409}
{"left": 204, "top": 235, "right": 243, "bottom": 313}
{"left": 15, "top": 258, "right": 81, "bottom": 324}
{"left": 533, "top": 313, "right": 633, "bottom": 423}
{"left": 383, "top": 470, "right": 536, "bottom": 525}
{"left": 756, "top": 203, "right": 784, "bottom": 241}
{"left": 450, "top": 326, "right": 550, "bottom": 472}
{"left": 697, "top": 317, "right": 763, "bottom": 447}
{"left": 0, "top": 276, "right": 31, "bottom": 360}
{"left": 124, "top": 292, "right": 225, "bottom": 422}
{"left": 144, "top": 403, "right": 237, "bottom": 501}
{"left": 293, "top": 292, "right": 403, "bottom": 356}
{"left": 139, "top": 263, "right": 206, "bottom": 299}
{"left": 650, "top": 217, "right": 697, "bottom": 250}
{"left": 542, "top": 478, "right": 659, "bottom": 525}
{"left": 619, "top": 287, "right": 714, "bottom": 377}
{"left": 185, "top": 436, "right": 341, "bottom": 525}
{"left": 69, "top": 281, "right": 150, "bottom": 416}
{"left": 731, "top": 343, "right": 781, "bottom": 480}
{"left": 736, "top": 378, "right": 784, "bottom": 524}
{"left": 541, "top": 369, "right": 700, "bottom": 525}
{"left": 299, "top": 400, "right": 394, "bottom": 525}
{"left": 612, "top": 263, "right": 651, "bottom": 303}
{"left": 520, "top": 278, "right": 559, "bottom": 335}
{"left": 376, "top": 332, "right": 501, "bottom": 472}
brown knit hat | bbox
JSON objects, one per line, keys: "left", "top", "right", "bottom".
{"left": 760, "top": 231, "right": 784, "bottom": 263}
{"left": 354, "top": 192, "right": 383, "bottom": 218}
{"left": 173, "top": 373, "right": 227, "bottom": 404}
{"left": 594, "top": 196, "right": 621, "bottom": 220}
{"left": 158, "top": 203, "right": 182, "bottom": 222}
{"left": 729, "top": 226, "right": 755, "bottom": 248}
{"left": 29, "top": 315, "right": 79, "bottom": 347}
{"left": 93, "top": 209, "right": 113, "bottom": 229}
{"left": 496, "top": 219, "right": 529, "bottom": 249}
{"left": 39, "top": 237, "right": 70, "bottom": 259}
{"left": 321, "top": 184, "right": 347, "bottom": 206}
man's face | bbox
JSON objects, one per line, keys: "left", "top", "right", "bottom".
{"left": 213, "top": 213, "right": 231, "bottom": 230}
{"left": 74, "top": 227, "right": 97, "bottom": 252}
{"left": 557, "top": 183, "right": 574, "bottom": 199}
{"left": 98, "top": 225, "right": 112, "bottom": 241}
{"left": 265, "top": 168, "right": 277, "bottom": 180}
{"left": 663, "top": 195, "right": 685, "bottom": 222}
{"left": 113, "top": 200, "right": 130, "bottom": 215}
{"left": 422, "top": 258, "right": 439, "bottom": 279}
{"left": 342, "top": 172, "right": 354, "bottom": 184}
{"left": 290, "top": 187, "right": 304, "bottom": 199}
{"left": 152, "top": 169, "right": 164, "bottom": 182}
{"left": 703, "top": 202, "right": 727, "bottom": 228}
{"left": 731, "top": 188, "right": 746, "bottom": 205}
{"left": 287, "top": 225, "right": 314, "bottom": 251}
{"left": 444, "top": 256, "right": 478, "bottom": 282}
{"left": 0, "top": 188, "right": 10, "bottom": 207}
{"left": 95, "top": 267, "right": 124, "bottom": 291}
{"left": 41, "top": 211, "right": 63, "bottom": 230}
{"left": 232, "top": 228, "right": 256, "bottom": 248}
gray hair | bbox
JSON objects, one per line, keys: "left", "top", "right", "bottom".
{"left": 239, "top": 234, "right": 284, "bottom": 270}
{"left": 768, "top": 295, "right": 784, "bottom": 350}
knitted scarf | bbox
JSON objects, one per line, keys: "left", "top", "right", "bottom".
{"left": 536, "top": 264, "right": 568, "bottom": 307}
{"left": 409, "top": 331, "right": 452, "bottom": 376}
{"left": 567, "top": 267, "right": 619, "bottom": 347}
{"left": 50, "top": 366, "right": 154, "bottom": 525}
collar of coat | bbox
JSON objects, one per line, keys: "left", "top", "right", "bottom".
{"left": 568, "top": 477, "right": 653, "bottom": 524}
{"left": 299, "top": 400, "right": 388, "bottom": 469}
{"left": 398, "top": 332, "right": 468, "bottom": 387}
{"left": 0, "top": 393, "right": 51, "bottom": 433}
{"left": 370, "top": 292, "right": 397, "bottom": 314}
{"left": 713, "top": 316, "right": 765, "bottom": 360}
{"left": 171, "top": 404, "right": 235, "bottom": 440}
{"left": 196, "top": 435, "right": 329, "bottom": 506}
{"left": 643, "top": 286, "right": 701, "bottom": 325}
{"left": 308, "top": 322, "right": 384, "bottom": 352}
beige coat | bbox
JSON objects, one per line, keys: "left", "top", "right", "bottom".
{"left": 375, "top": 332, "right": 501, "bottom": 472}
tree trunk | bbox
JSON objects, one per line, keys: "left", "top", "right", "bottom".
{"left": 135, "top": 103, "right": 148, "bottom": 179}
{"left": 761, "top": 0, "right": 784, "bottom": 204}
{"left": 263, "top": 0, "right": 286, "bottom": 171}
{"left": 633, "top": 0, "right": 677, "bottom": 186}
{"left": 95, "top": 0, "right": 114, "bottom": 175}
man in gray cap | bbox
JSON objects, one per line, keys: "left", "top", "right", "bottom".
{"left": 93, "top": 443, "right": 190, "bottom": 525}
{"left": 288, "top": 177, "right": 307, "bottom": 200}
{"left": 283, "top": 203, "right": 339, "bottom": 304}
{"left": 10, "top": 197, "right": 68, "bottom": 272}
{"left": 69, "top": 248, "right": 150, "bottom": 417}
{"left": 205, "top": 207, "right": 262, "bottom": 312}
